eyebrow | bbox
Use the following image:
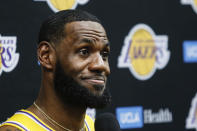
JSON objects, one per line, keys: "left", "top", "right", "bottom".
{"left": 79, "top": 38, "right": 110, "bottom": 46}
{"left": 80, "top": 38, "right": 94, "bottom": 44}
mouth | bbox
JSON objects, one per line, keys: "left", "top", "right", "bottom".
{"left": 82, "top": 76, "right": 105, "bottom": 84}
{"left": 81, "top": 76, "right": 106, "bottom": 90}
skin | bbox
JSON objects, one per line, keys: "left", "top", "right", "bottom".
{"left": 55, "top": 21, "right": 110, "bottom": 96}
{"left": 0, "top": 21, "right": 110, "bottom": 131}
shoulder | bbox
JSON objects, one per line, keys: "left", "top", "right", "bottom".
{"left": 0, "top": 109, "right": 30, "bottom": 131}
{"left": 0, "top": 125, "right": 21, "bottom": 131}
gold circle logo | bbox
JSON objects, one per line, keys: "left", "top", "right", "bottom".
{"left": 129, "top": 29, "right": 155, "bottom": 76}
{"left": 34, "top": 0, "right": 90, "bottom": 12}
{"left": 118, "top": 24, "right": 170, "bottom": 80}
{"left": 49, "top": 0, "right": 76, "bottom": 11}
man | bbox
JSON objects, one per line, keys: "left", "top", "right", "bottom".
{"left": 0, "top": 9, "right": 111, "bottom": 131}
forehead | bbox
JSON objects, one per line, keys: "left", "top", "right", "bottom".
{"left": 64, "top": 21, "right": 108, "bottom": 42}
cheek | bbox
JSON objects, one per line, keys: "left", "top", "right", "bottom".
{"left": 66, "top": 57, "right": 89, "bottom": 76}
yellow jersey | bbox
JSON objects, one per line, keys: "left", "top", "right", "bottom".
{"left": 0, "top": 109, "right": 95, "bottom": 131}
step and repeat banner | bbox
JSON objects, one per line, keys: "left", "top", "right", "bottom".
{"left": 1, "top": 0, "right": 197, "bottom": 131}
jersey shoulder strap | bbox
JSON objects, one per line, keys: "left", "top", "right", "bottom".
{"left": 1, "top": 109, "right": 95, "bottom": 131}
{"left": 0, "top": 109, "right": 54, "bottom": 131}
{"left": 85, "top": 114, "right": 95, "bottom": 131}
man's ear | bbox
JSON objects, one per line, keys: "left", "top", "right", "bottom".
{"left": 37, "top": 41, "right": 56, "bottom": 70}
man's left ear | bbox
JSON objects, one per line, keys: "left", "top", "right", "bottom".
{"left": 37, "top": 41, "right": 56, "bottom": 70}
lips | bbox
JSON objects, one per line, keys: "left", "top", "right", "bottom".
{"left": 85, "top": 79, "right": 104, "bottom": 84}
{"left": 81, "top": 76, "right": 105, "bottom": 85}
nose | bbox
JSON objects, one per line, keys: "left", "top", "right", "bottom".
{"left": 88, "top": 53, "right": 110, "bottom": 75}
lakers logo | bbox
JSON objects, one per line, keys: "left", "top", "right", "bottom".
{"left": 0, "top": 43, "right": 2, "bottom": 69}
{"left": 0, "top": 34, "right": 19, "bottom": 76}
{"left": 118, "top": 24, "right": 170, "bottom": 80}
{"left": 34, "top": 0, "right": 89, "bottom": 12}
{"left": 181, "top": 0, "right": 197, "bottom": 14}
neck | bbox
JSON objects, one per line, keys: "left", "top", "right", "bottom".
{"left": 28, "top": 79, "right": 87, "bottom": 131}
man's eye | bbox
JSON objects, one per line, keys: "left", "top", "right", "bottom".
{"left": 79, "top": 48, "right": 89, "bottom": 56}
{"left": 101, "top": 51, "right": 109, "bottom": 60}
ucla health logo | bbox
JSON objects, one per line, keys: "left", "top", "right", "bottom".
{"left": 34, "top": 0, "right": 89, "bottom": 12}
{"left": 183, "top": 41, "right": 197, "bottom": 63}
{"left": 181, "top": 0, "right": 197, "bottom": 14}
{"left": 116, "top": 106, "right": 173, "bottom": 130}
{"left": 116, "top": 106, "right": 143, "bottom": 129}
{"left": 0, "top": 34, "right": 19, "bottom": 76}
{"left": 118, "top": 24, "right": 170, "bottom": 80}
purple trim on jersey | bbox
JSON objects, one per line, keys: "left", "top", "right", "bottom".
{"left": 17, "top": 110, "right": 53, "bottom": 131}
{"left": 5, "top": 121, "right": 28, "bottom": 131}
{"left": 85, "top": 120, "right": 90, "bottom": 131}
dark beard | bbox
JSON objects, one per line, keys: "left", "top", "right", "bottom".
{"left": 54, "top": 61, "right": 112, "bottom": 109}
